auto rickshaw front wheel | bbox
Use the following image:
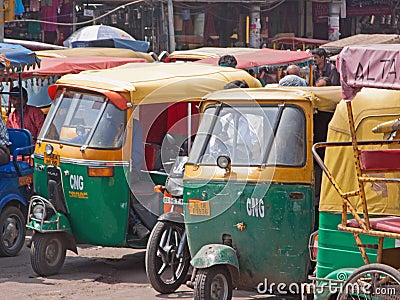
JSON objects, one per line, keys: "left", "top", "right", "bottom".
{"left": 145, "top": 221, "right": 190, "bottom": 294}
{"left": 194, "top": 265, "right": 233, "bottom": 300}
{"left": 0, "top": 206, "right": 26, "bottom": 257}
{"left": 30, "top": 233, "right": 66, "bottom": 276}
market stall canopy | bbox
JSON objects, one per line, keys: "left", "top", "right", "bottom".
{"left": 21, "top": 56, "right": 146, "bottom": 79}
{"left": 321, "top": 34, "right": 400, "bottom": 55}
{"left": 4, "top": 39, "right": 65, "bottom": 51}
{"left": 35, "top": 47, "right": 154, "bottom": 62}
{"left": 196, "top": 48, "right": 313, "bottom": 69}
{"left": 75, "top": 38, "right": 150, "bottom": 53}
{"left": 0, "top": 42, "right": 40, "bottom": 76}
{"left": 337, "top": 44, "right": 400, "bottom": 100}
{"left": 165, "top": 47, "right": 259, "bottom": 62}
{"left": 63, "top": 25, "right": 135, "bottom": 48}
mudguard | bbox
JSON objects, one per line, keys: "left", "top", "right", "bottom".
{"left": 158, "top": 211, "right": 184, "bottom": 224}
{"left": 28, "top": 212, "right": 72, "bottom": 234}
{"left": 313, "top": 268, "right": 355, "bottom": 299}
{"left": 191, "top": 244, "right": 239, "bottom": 271}
{"left": 0, "top": 194, "right": 27, "bottom": 212}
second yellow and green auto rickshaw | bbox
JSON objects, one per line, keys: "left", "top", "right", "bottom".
{"left": 26, "top": 63, "right": 261, "bottom": 277}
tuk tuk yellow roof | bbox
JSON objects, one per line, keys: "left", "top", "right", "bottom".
{"left": 320, "top": 87, "right": 400, "bottom": 215}
{"left": 54, "top": 63, "right": 262, "bottom": 106}
{"left": 36, "top": 47, "right": 155, "bottom": 62}
{"left": 202, "top": 86, "right": 342, "bottom": 113}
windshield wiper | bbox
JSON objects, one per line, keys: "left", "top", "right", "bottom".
{"left": 260, "top": 103, "right": 284, "bottom": 166}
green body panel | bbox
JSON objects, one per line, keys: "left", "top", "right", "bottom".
{"left": 34, "top": 158, "right": 130, "bottom": 246}
{"left": 313, "top": 268, "right": 355, "bottom": 300}
{"left": 27, "top": 213, "right": 72, "bottom": 233}
{"left": 316, "top": 212, "right": 396, "bottom": 279}
{"left": 191, "top": 244, "right": 239, "bottom": 269}
{"left": 184, "top": 181, "right": 314, "bottom": 288}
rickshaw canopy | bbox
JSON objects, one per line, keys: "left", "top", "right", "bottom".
{"left": 165, "top": 47, "right": 259, "bottom": 62}
{"left": 35, "top": 47, "right": 155, "bottom": 62}
{"left": 338, "top": 44, "right": 400, "bottom": 100}
{"left": 201, "top": 85, "right": 342, "bottom": 113}
{"left": 0, "top": 43, "right": 40, "bottom": 76}
{"left": 49, "top": 63, "right": 262, "bottom": 109}
{"left": 197, "top": 48, "right": 313, "bottom": 69}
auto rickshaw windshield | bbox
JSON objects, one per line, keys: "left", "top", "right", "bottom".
{"left": 39, "top": 90, "right": 126, "bottom": 148}
{"left": 187, "top": 104, "right": 306, "bottom": 166}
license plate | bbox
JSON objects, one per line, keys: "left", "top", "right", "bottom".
{"left": 163, "top": 196, "right": 183, "bottom": 205}
{"left": 44, "top": 153, "right": 60, "bottom": 166}
{"left": 18, "top": 174, "right": 33, "bottom": 186}
{"left": 188, "top": 199, "right": 210, "bottom": 216}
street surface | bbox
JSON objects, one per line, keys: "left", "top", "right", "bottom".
{"left": 0, "top": 231, "right": 286, "bottom": 300}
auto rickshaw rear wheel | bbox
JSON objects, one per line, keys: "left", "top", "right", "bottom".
{"left": 0, "top": 206, "right": 26, "bottom": 257}
{"left": 145, "top": 221, "right": 190, "bottom": 294}
{"left": 30, "top": 233, "right": 66, "bottom": 276}
{"left": 194, "top": 265, "right": 232, "bottom": 300}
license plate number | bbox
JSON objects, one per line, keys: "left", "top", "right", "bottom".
{"left": 163, "top": 196, "right": 183, "bottom": 205}
{"left": 44, "top": 153, "right": 60, "bottom": 166}
{"left": 188, "top": 199, "right": 210, "bottom": 216}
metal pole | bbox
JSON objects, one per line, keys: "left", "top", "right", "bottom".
{"left": 72, "top": 0, "right": 77, "bottom": 32}
{"left": 167, "top": 0, "right": 175, "bottom": 52}
{"left": 0, "top": 0, "right": 4, "bottom": 42}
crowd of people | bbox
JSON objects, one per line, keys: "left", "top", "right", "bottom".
{"left": 218, "top": 47, "right": 340, "bottom": 88}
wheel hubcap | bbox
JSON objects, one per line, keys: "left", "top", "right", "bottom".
{"left": 210, "top": 274, "right": 228, "bottom": 300}
{"left": 45, "top": 239, "right": 61, "bottom": 266}
{"left": 2, "top": 216, "right": 19, "bottom": 247}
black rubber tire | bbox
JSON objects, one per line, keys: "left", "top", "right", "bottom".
{"left": 0, "top": 206, "right": 26, "bottom": 257}
{"left": 338, "top": 263, "right": 400, "bottom": 300}
{"left": 30, "top": 233, "right": 66, "bottom": 276}
{"left": 194, "top": 266, "right": 233, "bottom": 300}
{"left": 145, "top": 221, "right": 190, "bottom": 294}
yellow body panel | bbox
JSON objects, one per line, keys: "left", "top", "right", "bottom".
{"left": 183, "top": 87, "right": 337, "bottom": 184}
{"left": 54, "top": 63, "right": 262, "bottom": 105}
{"left": 320, "top": 88, "right": 400, "bottom": 215}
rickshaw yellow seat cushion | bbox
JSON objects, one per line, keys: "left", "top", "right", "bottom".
{"left": 347, "top": 216, "right": 400, "bottom": 234}
{"left": 360, "top": 149, "right": 400, "bottom": 171}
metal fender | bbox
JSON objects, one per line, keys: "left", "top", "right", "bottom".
{"left": 313, "top": 268, "right": 355, "bottom": 299}
{"left": 28, "top": 213, "right": 72, "bottom": 234}
{"left": 29, "top": 231, "right": 78, "bottom": 254}
{"left": 0, "top": 194, "right": 27, "bottom": 212}
{"left": 191, "top": 244, "right": 239, "bottom": 271}
{"left": 158, "top": 211, "right": 184, "bottom": 224}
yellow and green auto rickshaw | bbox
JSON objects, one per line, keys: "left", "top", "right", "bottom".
{"left": 310, "top": 44, "right": 400, "bottom": 299}
{"left": 26, "top": 63, "right": 261, "bottom": 276}
{"left": 181, "top": 86, "right": 342, "bottom": 299}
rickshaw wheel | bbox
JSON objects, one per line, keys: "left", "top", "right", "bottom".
{"left": 0, "top": 206, "right": 26, "bottom": 257}
{"left": 145, "top": 221, "right": 190, "bottom": 294}
{"left": 30, "top": 233, "right": 66, "bottom": 276}
{"left": 194, "top": 266, "right": 232, "bottom": 300}
{"left": 337, "top": 263, "right": 400, "bottom": 300}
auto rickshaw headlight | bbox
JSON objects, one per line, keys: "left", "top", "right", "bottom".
{"left": 217, "top": 155, "right": 231, "bottom": 176}
{"left": 45, "top": 144, "right": 54, "bottom": 155}
{"left": 32, "top": 204, "right": 45, "bottom": 219}
{"left": 165, "top": 177, "right": 183, "bottom": 197}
